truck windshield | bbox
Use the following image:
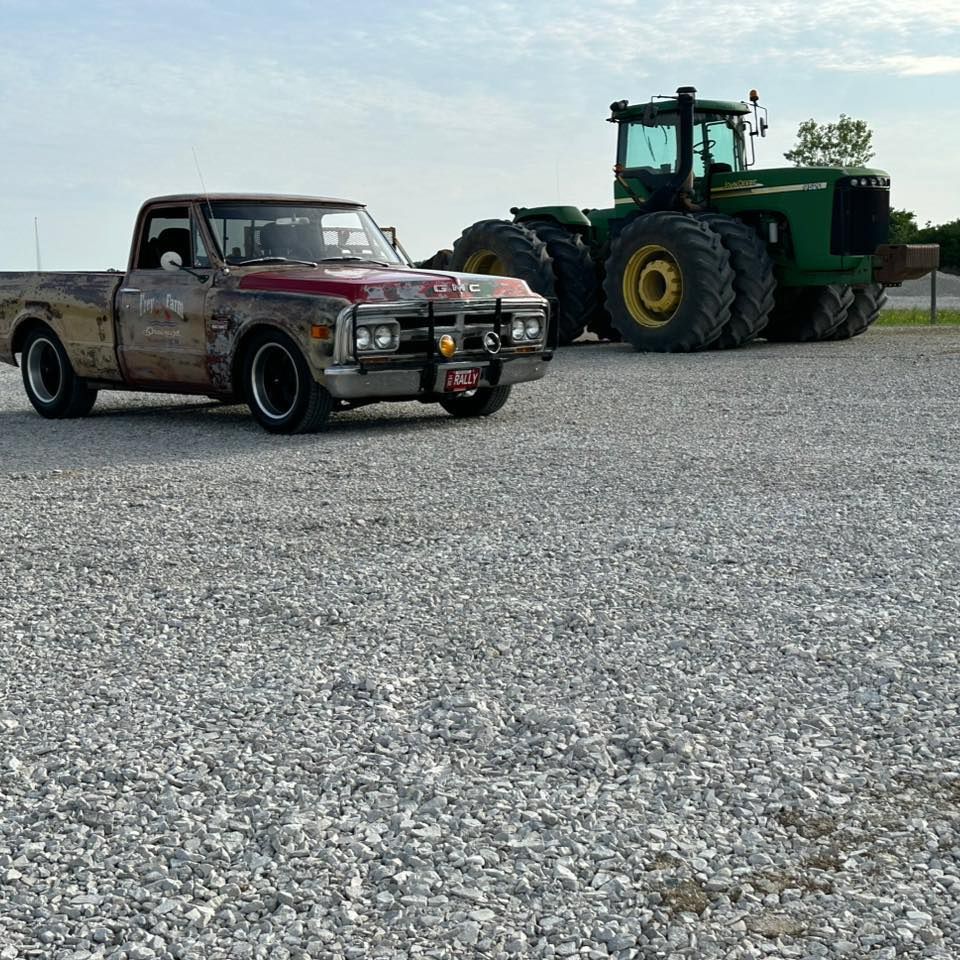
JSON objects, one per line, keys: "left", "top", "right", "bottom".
{"left": 204, "top": 202, "right": 403, "bottom": 266}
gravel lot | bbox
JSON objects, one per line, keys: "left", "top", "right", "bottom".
{"left": 1, "top": 327, "right": 959, "bottom": 960}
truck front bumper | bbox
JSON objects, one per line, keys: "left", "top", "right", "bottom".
{"left": 322, "top": 354, "right": 549, "bottom": 401}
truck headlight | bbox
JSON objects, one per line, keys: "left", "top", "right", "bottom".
{"left": 524, "top": 316, "right": 542, "bottom": 339}
{"left": 511, "top": 318, "right": 527, "bottom": 341}
{"left": 356, "top": 326, "right": 372, "bottom": 350}
{"left": 374, "top": 324, "right": 397, "bottom": 350}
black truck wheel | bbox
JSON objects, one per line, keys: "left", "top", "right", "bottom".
{"left": 524, "top": 220, "right": 600, "bottom": 345}
{"left": 450, "top": 218, "right": 556, "bottom": 300}
{"left": 698, "top": 214, "right": 775, "bottom": 349}
{"left": 603, "top": 212, "right": 734, "bottom": 352}
{"left": 20, "top": 325, "right": 98, "bottom": 418}
{"left": 243, "top": 330, "right": 332, "bottom": 433}
{"left": 439, "top": 385, "right": 512, "bottom": 419}
{"left": 825, "top": 284, "right": 887, "bottom": 340}
{"left": 762, "top": 285, "right": 855, "bottom": 342}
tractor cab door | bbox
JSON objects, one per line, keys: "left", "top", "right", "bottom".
{"left": 615, "top": 115, "right": 680, "bottom": 203}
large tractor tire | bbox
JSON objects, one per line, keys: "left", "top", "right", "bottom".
{"left": 602, "top": 212, "right": 735, "bottom": 352}
{"left": 698, "top": 214, "right": 775, "bottom": 349}
{"left": 825, "top": 284, "right": 887, "bottom": 340}
{"left": 587, "top": 252, "right": 622, "bottom": 343}
{"left": 762, "top": 285, "right": 855, "bottom": 342}
{"left": 524, "top": 220, "right": 600, "bottom": 345}
{"left": 449, "top": 218, "right": 556, "bottom": 307}
{"left": 416, "top": 249, "right": 453, "bottom": 270}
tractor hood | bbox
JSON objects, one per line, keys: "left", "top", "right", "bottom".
{"left": 238, "top": 263, "right": 538, "bottom": 304}
{"left": 709, "top": 165, "right": 890, "bottom": 200}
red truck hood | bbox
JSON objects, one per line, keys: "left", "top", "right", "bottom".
{"left": 238, "top": 263, "right": 537, "bottom": 303}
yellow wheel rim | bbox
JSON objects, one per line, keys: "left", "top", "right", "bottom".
{"left": 621, "top": 243, "right": 683, "bottom": 328}
{"left": 463, "top": 249, "right": 508, "bottom": 275}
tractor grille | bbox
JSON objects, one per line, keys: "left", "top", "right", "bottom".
{"left": 830, "top": 178, "right": 891, "bottom": 256}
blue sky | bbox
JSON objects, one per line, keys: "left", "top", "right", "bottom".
{"left": 1, "top": 0, "right": 957, "bottom": 270}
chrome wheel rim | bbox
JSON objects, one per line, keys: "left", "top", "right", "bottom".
{"left": 251, "top": 342, "right": 299, "bottom": 420}
{"left": 26, "top": 337, "right": 64, "bottom": 403}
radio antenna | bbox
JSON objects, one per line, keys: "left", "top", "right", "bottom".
{"left": 191, "top": 146, "right": 222, "bottom": 261}
{"left": 34, "top": 217, "right": 42, "bottom": 271}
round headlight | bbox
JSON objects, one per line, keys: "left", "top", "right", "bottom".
{"left": 524, "top": 316, "right": 542, "bottom": 339}
{"left": 356, "top": 326, "right": 372, "bottom": 349}
{"left": 374, "top": 324, "right": 395, "bottom": 349}
{"left": 511, "top": 318, "right": 526, "bottom": 341}
{"left": 850, "top": 178, "right": 859, "bottom": 187}
{"left": 438, "top": 334, "right": 456, "bottom": 358}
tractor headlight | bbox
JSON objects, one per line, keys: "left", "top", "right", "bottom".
{"left": 511, "top": 318, "right": 527, "bottom": 341}
{"left": 524, "top": 316, "right": 542, "bottom": 339}
{"left": 356, "top": 325, "right": 372, "bottom": 350}
{"left": 374, "top": 324, "right": 397, "bottom": 350}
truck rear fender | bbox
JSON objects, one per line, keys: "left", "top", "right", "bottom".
{"left": 9, "top": 308, "right": 62, "bottom": 364}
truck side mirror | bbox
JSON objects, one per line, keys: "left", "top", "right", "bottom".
{"left": 160, "top": 251, "right": 183, "bottom": 272}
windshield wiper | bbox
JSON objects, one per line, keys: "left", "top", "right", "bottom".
{"left": 236, "top": 256, "right": 318, "bottom": 267}
{"left": 317, "top": 256, "right": 393, "bottom": 267}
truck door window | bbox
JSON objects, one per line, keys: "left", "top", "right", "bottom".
{"left": 138, "top": 208, "right": 193, "bottom": 269}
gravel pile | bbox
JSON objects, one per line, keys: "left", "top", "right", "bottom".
{"left": 883, "top": 272, "right": 960, "bottom": 311}
{"left": 1, "top": 327, "right": 959, "bottom": 959}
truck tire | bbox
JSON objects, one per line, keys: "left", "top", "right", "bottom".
{"left": 762, "top": 285, "right": 855, "bottom": 342}
{"left": 825, "top": 284, "right": 886, "bottom": 340}
{"left": 450, "top": 218, "right": 556, "bottom": 306}
{"left": 20, "top": 325, "right": 98, "bottom": 419}
{"left": 438, "top": 385, "right": 512, "bottom": 419}
{"left": 697, "top": 214, "right": 775, "bottom": 349}
{"left": 603, "top": 212, "right": 734, "bottom": 352}
{"left": 243, "top": 330, "right": 332, "bottom": 434}
{"left": 524, "top": 220, "right": 600, "bottom": 345}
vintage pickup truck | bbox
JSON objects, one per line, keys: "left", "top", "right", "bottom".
{"left": 0, "top": 194, "right": 554, "bottom": 432}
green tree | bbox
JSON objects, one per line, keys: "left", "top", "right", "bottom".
{"left": 889, "top": 208, "right": 919, "bottom": 244}
{"left": 916, "top": 219, "right": 960, "bottom": 273}
{"left": 784, "top": 115, "right": 874, "bottom": 167}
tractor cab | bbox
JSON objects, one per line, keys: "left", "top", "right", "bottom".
{"left": 610, "top": 93, "right": 752, "bottom": 207}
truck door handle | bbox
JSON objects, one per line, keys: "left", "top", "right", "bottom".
{"left": 119, "top": 288, "right": 141, "bottom": 295}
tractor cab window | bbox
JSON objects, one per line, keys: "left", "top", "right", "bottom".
{"left": 692, "top": 114, "right": 745, "bottom": 178}
{"left": 620, "top": 118, "right": 678, "bottom": 174}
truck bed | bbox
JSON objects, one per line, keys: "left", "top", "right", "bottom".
{"left": 0, "top": 272, "right": 124, "bottom": 380}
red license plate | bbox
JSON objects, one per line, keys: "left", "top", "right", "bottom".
{"left": 444, "top": 367, "right": 481, "bottom": 392}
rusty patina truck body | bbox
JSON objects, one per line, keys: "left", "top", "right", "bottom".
{"left": 0, "top": 194, "right": 553, "bottom": 432}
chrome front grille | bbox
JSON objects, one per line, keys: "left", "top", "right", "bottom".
{"left": 333, "top": 298, "right": 548, "bottom": 364}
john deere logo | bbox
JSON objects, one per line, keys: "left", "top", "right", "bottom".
{"left": 483, "top": 331, "right": 502, "bottom": 355}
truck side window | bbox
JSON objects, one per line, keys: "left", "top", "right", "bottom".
{"left": 138, "top": 208, "right": 192, "bottom": 269}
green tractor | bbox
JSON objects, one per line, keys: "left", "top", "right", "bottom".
{"left": 448, "top": 86, "right": 939, "bottom": 350}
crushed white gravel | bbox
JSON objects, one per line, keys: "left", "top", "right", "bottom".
{"left": 1, "top": 326, "right": 959, "bottom": 960}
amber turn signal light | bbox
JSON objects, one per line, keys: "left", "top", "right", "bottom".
{"left": 438, "top": 335, "right": 456, "bottom": 358}
{"left": 311, "top": 324, "right": 330, "bottom": 340}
